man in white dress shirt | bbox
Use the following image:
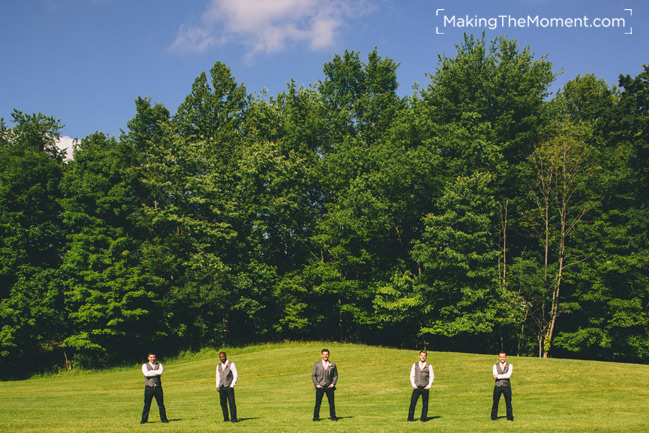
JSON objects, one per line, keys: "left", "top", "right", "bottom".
{"left": 491, "top": 352, "right": 513, "bottom": 421}
{"left": 140, "top": 352, "right": 169, "bottom": 424}
{"left": 407, "top": 349, "right": 434, "bottom": 422}
{"left": 216, "top": 351, "right": 238, "bottom": 423}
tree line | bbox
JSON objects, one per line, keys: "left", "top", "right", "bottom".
{"left": 1, "top": 34, "right": 648, "bottom": 379}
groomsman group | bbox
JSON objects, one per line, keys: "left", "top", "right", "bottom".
{"left": 139, "top": 350, "right": 239, "bottom": 424}
{"left": 139, "top": 349, "right": 513, "bottom": 423}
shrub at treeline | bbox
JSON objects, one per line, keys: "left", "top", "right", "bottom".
{"left": 1, "top": 34, "right": 648, "bottom": 379}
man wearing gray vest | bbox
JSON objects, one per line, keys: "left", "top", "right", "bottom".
{"left": 140, "top": 352, "right": 169, "bottom": 424}
{"left": 312, "top": 348, "right": 338, "bottom": 421}
{"left": 491, "top": 352, "right": 513, "bottom": 421}
{"left": 216, "top": 351, "right": 238, "bottom": 423}
{"left": 407, "top": 349, "right": 434, "bottom": 421}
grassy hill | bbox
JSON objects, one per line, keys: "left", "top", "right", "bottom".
{"left": 1, "top": 341, "right": 648, "bottom": 432}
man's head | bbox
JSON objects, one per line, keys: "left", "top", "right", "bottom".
{"left": 147, "top": 353, "right": 156, "bottom": 364}
{"left": 419, "top": 350, "right": 427, "bottom": 363}
{"left": 219, "top": 352, "right": 227, "bottom": 363}
{"left": 321, "top": 349, "right": 330, "bottom": 362}
{"left": 498, "top": 352, "right": 507, "bottom": 363}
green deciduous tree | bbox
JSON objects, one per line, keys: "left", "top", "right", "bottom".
{"left": 60, "top": 132, "right": 162, "bottom": 366}
{"left": 524, "top": 121, "right": 600, "bottom": 357}
{"left": 174, "top": 61, "right": 247, "bottom": 163}
{"left": 0, "top": 111, "right": 67, "bottom": 378}
{"left": 411, "top": 173, "right": 519, "bottom": 351}
{"left": 550, "top": 69, "right": 649, "bottom": 361}
{"left": 319, "top": 49, "right": 405, "bottom": 146}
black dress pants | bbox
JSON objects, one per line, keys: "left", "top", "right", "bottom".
{"left": 408, "top": 386, "right": 429, "bottom": 420}
{"left": 313, "top": 387, "right": 336, "bottom": 420}
{"left": 491, "top": 384, "right": 513, "bottom": 420}
{"left": 141, "top": 385, "right": 168, "bottom": 423}
{"left": 219, "top": 387, "right": 237, "bottom": 421}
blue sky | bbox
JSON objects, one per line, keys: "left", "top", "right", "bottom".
{"left": 1, "top": 0, "right": 646, "bottom": 154}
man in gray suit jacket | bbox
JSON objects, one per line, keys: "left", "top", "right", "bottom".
{"left": 312, "top": 348, "right": 338, "bottom": 421}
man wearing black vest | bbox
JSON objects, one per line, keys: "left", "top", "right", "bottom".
{"left": 216, "top": 351, "right": 238, "bottom": 423}
{"left": 312, "top": 348, "right": 338, "bottom": 421}
{"left": 140, "top": 352, "right": 169, "bottom": 424}
{"left": 407, "top": 349, "right": 434, "bottom": 422}
{"left": 491, "top": 352, "right": 514, "bottom": 421}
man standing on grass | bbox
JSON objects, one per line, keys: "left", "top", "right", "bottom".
{"left": 216, "top": 351, "right": 238, "bottom": 423}
{"left": 312, "top": 348, "right": 338, "bottom": 421}
{"left": 140, "top": 352, "right": 169, "bottom": 424}
{"left": 407, "top": 349, "right": 434, "bottom": 422}
{"left": 491, "top": 352, "right": 514, "bottom": 421}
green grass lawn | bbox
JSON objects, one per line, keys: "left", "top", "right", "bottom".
{"left": 1, "top": 341, "right": 648, "bottom": 432}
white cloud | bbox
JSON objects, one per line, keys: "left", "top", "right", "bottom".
{"left": 170, "top": 0, "right": 373, "bottom": 58}
{"left": 169, "top": 24, "right": 218, "bottom": 53}
{"left": 56, "top": 136, "right": 77, "bottom": 161}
